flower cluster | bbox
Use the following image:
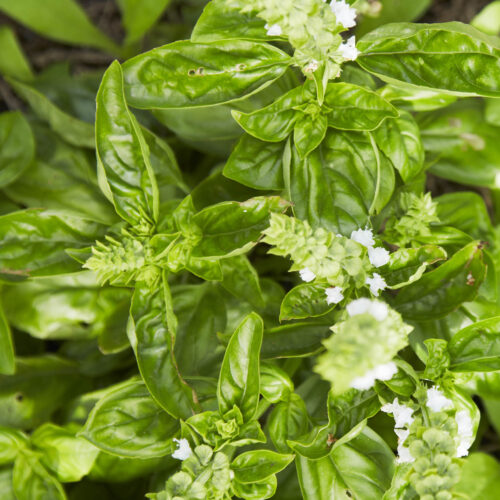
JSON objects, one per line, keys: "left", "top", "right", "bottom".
{"left": 385, "top": 193, "right": 440, "bottom": 247}
{"left": 315, "top": 298, "right": 412, "bottom": 394}
{"left": 383, "top": 387, "right": 476, "bottom": 499}
{"left": 226, "top": 0, "right": 359, "bottom": 79}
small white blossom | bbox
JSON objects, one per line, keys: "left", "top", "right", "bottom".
{"left": 351, "top": 372, "right": 376, "bottom": 391}
{"left": 350, "top": 362, "right": 398, "bottom": 391}
{"left": 330, "top": 0, "right": 357, "bottom": 28}
{"left": 455, "top": 410, "right": 474, "bottom": 458}
{"left": 426, "top": 387, "right": 453, "bottom": 412}
{"left": 366, "top": 273, "right": 387, "bottom": 296}
{"left": 325, "top": 286, "right": 344, "bottom": 304}
{"left": 305, "top": 59, "right": 320, "bottom": 73}
{"left": 265, "top": 23, "right": 282, "bottom": 36}
{"left": 395, "top": 428, "right": 410, "bottom": 444}
{"left": 299, "top": 267, "right": 316, "bottom": 282}
{"left": 368, "top": 246, "right": 390, "bottom": 268}
{"left": 397, "top": 444, "right": 415, "bottom": 464}
{"left": 350, "top": 228, "right": 375, "bottom": 248}
{"left": 172, "top": 438, "right": 192, "bottom": 460}
{"left": 338, "top": 36, "right": 359, "bottom": 61}
{"left": 381, "top": 398, "right": 414, "bottom": 428}
{"left": 372, "top": 362, "right": 398, "bottom": 381}
{"left": 346, "top": 298, "right": 388, "bottom": 321}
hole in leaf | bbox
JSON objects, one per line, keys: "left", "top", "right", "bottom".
{"left": 15, "top": 393, "right": 24, "bottom": 402}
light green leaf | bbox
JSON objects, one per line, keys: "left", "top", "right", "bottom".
{"left": 96, "top": 60, "right": 159, "bottom": 229}
{"left": 471, "top": 1, "right": 500, "bottom": 36}
{"left": 453, "top": 453, "right": 500, "bottom": 498}
{"left": 0, "top": 298, "right": 14, "bottom": 375}
{"left": 0, "top": 0, "right": 118, "bottom": 53}
{"left": 280, "top": 284, "right": 334, "bottom": 321}
{"left": 32, "top": 424, "right": 99, "bottom": 482}
{"left": 0, "top": 427, "right": 28, "bottom": 465}
{"left": 358, "top": 22, "right": 500, "bottom": 97}
{"left": 217, "top": 312, "right": 263, "bottom": 421}
{"left": 122, "top": 40, "right": 291, "bottom": 109}
{"left": 6, "top": 78, "right": 95, "bottom": 148}
{"left": 81, "top": 379, "right": 178, "bottom": 458}
{"left": 116, "top": 0, "right": 172, "bottom": 45}
{"left": 0, "top": 111, "right": 34, "bottom": 188}
{"left": 231, "top": 450, "right": 294, "bottom": 483}
{"left": 296, "top": 428, "right": 394, "bottom": 500}
{"left": 0, "top": 26, "right": 33, "bottom": 81}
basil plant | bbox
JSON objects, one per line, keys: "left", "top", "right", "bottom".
{"left": 1, "top": 0, "right": 500, "bottom": 499}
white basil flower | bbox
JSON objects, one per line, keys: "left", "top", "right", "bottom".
{"left": 426, "top": 387, "right": 454, "bottom": 412}
{"left": 350, "top": 371, "right": 376, "bottom": 391}
{"left": 338, "top": 36, "right": 359, "bottom": 61}
{"left": 172, "top": 438, "right": 192, "bottom": 460}
{"left": 346, "top": 298, "right": 388, "bottom": 321}
{"left": 397, "top": 443, "right": 415, "bottom": 464}
{"left": 455, "top": 410, "right": 474, "bottom": 457}
{"left": 350, "top": 227, "right": 375, "bottom": 248}
{"left": 368, "top": 246, "right": 390, "bottom": 268}
{"left": 372, "top": 361, "right": 398, "bottom": 381}
{"left": 299, "top": 267, "right": 316, "bottom": 282}
{"left": 381, "top": 397, "right": 415, "bottom": 428}
{"left": 330, "top": 0, "right": 357, "bottom": 28}
{"left": 350, "top": 362, "right": 397, "bottom": 390}
{"left": 265, "top": 23, "right": 282, "bottom": 36}
{"left": 325, "top": 286, "right": 344, "bottom": 304}
{"left": 366, "top": 273, "right": 387, "bottom": 296}
{"left": 305, "top": 59, "right": 320, "bottom": 73}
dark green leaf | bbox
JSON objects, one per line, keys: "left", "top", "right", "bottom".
{"left": 0, "top": 26, "right": 33, "bottom": 81}
{"left": 294, "top": 114, "right": 328, "bottom": 158}
{"left": 128, "top": 278, "right": 196, "bottom": 420}
{"left": 122, "top": 40, "right": 291, "bottom": 109}
{"left": 358, "top": 22, "right": 500, "bottom": 97}
{"left": 224, "top": 134, "right": 285, "bottom": 190}
{"left": 81, "top": 379, "right": 178, "bottom": 458}
{"left": 217, "top": 312, "right": 263, "bottom": 421}
{"left": 392, "top": 242, "right": 486, "bottom": 320}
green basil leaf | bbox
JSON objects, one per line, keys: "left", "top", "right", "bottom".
{"left": 268, "top": 393, "right": 309, "bottom": 453}
{"left": 448, "top": 317, "right": 500, "bottom": 372}
{"left": 328, "top": 389, "right": 380, "bottom": 438}
{"left": 232, "top": 86, "right": 304, "bottom": 142}
{"left": 454, "top": 453, "right": 500, "bottom": 499}
{"left": 358, "top": 22, "right": 500, "bottom": 97}
{"left": 191, "top": 0, "right": 268, "bottom": 43}
{"left": 0, "top": 111, "right": 34, "bottom": 189}
{"left": 288, "top": 130, "right": 395, "bottom": 235}
{"left": 378, "top": 85, "right": 457, "bottom": 112}
{"left": 224, "top": 134, "right": 285, "bottom": 190}
{"left": 294, "top": 114, "right": 328, "bottom": 158}
{"left": 419, "top": 100, "right": 500, "bottom": 189}
{"left": 31, "top": 423, "right": 99, "bottom": 482}
{"left": 233, "top": 475, "right": 277, "bottom": 500}
{"left": 324, "top": 83, "right": 398, "bottom": 131}
{"left": 0, "top": 427, "right": 28, "bottom": 465}
{"left": 116, "top": 0, "right": 171, "bottom": 45}
{"left": 280, "top": 283, "right": 334, "bottom": 321}
{"left": 262, "top": 323, "right": 331, "bottom": 359}
{"left": 0, "top": 209, "right": 105, "bottom": 281}
{"left": 260, "top": 362, "right": 294, "bottom": 403}
{"left": 173, "top": 283, "right": 226, "bottom": 377}
{"left": 220, "top": 255, "right": 265, "bottom": 308}
{"left": 217, "top": 312, "right": 263, "bottom": 421}
{"left": 0, "top": 468, "right": 15, "bottom": 500}
{"left": 296, "top": 428, "right": 394, "bottom": 500}
{"left": 191, "top": 196, "right": 287, "bottom": 258}
{"left": 373, "top": 110, "right": 424, "bottom": 181}
{"left": 0, "top": 26, "right": 33, "bottom": 81}
{"left": 81, "top": 379, "right": 178, "bottom": 458}
{"left": 392, "top": 241, "right": 487, "bottom": 320}
{"left": 0, "top": 356, "right": 84, "bottom": 429}
{"left": 3, "top": 273, "right": 130, "bottom": 341}
{"left": 381, "top": 245, "right": 447, "bottom": 288}
{"left": 6, "top": 77, "right": 95, "bottom": 148}
{"left": 0, "top": 298, "right": 14, "bottom": 375}
{"left": 13, "top": 451, "right": 66, "bottom": 500}
{"left": 96, "top": 61, "right": 159, "bottom": 229}
{"left": 231, "top": 450, "right": 294, "bottom": 483}
{"left": 128, "top": 278, "right": 196, "bottom": 419}
{"left": 122, "top": 40, "right": 291, "bottom": 109}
